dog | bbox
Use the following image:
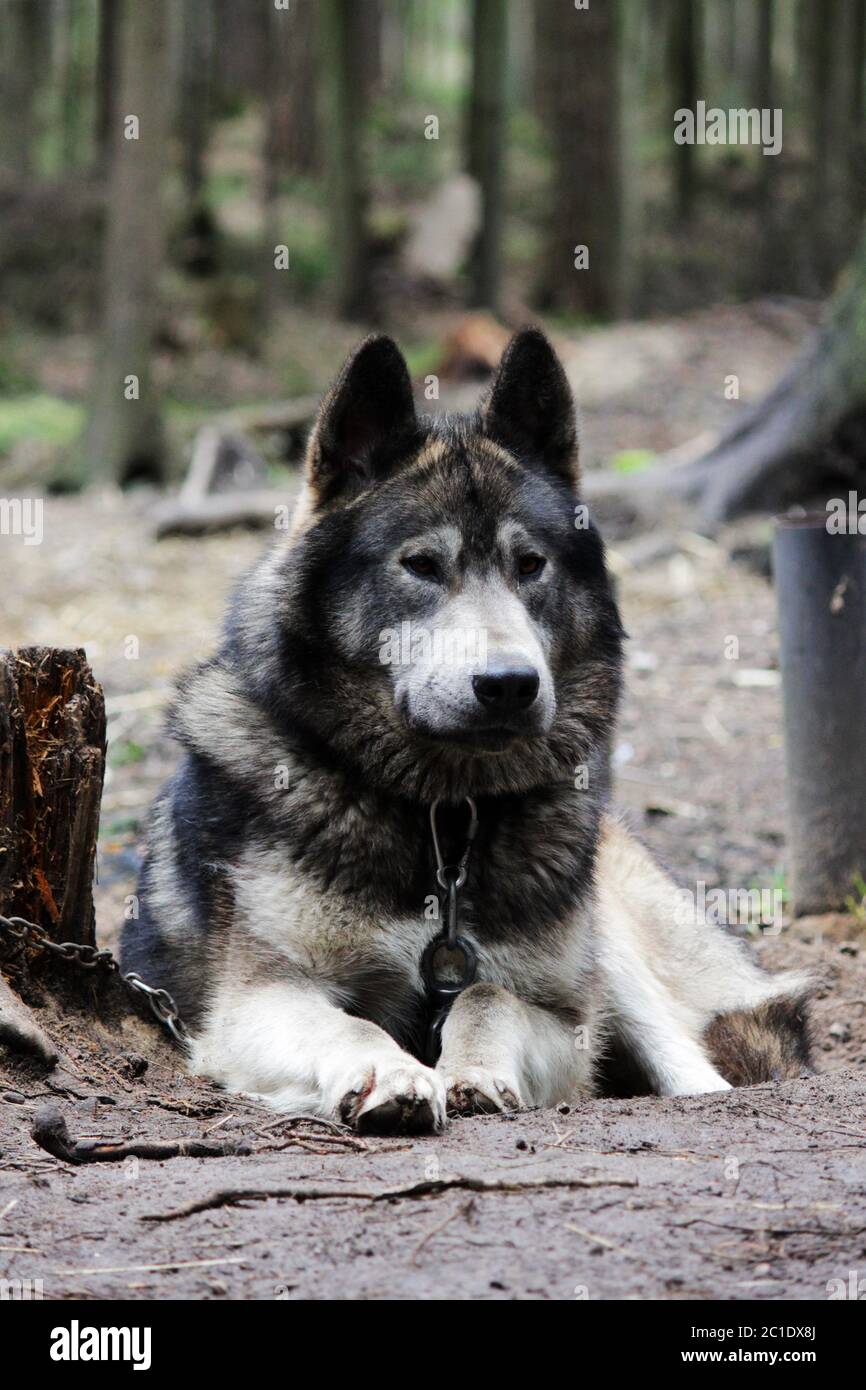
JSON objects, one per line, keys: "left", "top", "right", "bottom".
{"left": 121, "top": 329, "right": 811, "bottom": 1134}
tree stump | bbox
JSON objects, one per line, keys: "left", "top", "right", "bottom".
{"left": 0, "top": 647, "right": 105, "bottom": 1008}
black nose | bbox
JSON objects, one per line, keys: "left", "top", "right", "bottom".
{"left": 472, "top": 666, "right": 540, "bottom": 715}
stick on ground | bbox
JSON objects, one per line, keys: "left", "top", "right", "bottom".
{"left": 31, "top": 1104, "right": 250, "bottom": 1165}
{"left": 142, "top": 1171, "right": 639, "bottom": 1223}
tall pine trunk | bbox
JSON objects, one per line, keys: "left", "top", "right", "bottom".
{"left": 320, "top": 0, "right": 372, "bottom": 321}
{"left": 468, "top": 0, "right": 508, "bottom": 313}
{"left": 669, "top": 0, "right": 700, "bottom": 225}
{"left": 0, "top": 0, "right": 42, "bottom": 183}
{"left": 536, "top": 0, "right": 623, "bottom": 320}
{"left": 801, "top": 0, "right": 834, "bottom": 285}
{"left": 273, "top": 0, "right": 319, "bottom": 177}
{"left": 93, "top": 0, "right": 119, "bottom": 177}
{"left": 79, "top": 0, "right": 170, "bottom": 484}
{"left": 179, "top": 0, "right": 213, "bottom": 209}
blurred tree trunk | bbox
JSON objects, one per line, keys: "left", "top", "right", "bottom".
{"left": 530, "top": 0, "right": 548, "bottom": 124}
{"left": 801, "top": 0, "right": 833, "bottom": 284}
{"left": 0, "top": 0, "right": 42, "bottom": 182}
{"left": 755, "top": 0, "right": 773, "bottom": 175}
{"left": 664, "top": 225, "right": 866, "bottom": 524}
{"left": 93, "top": 0, "right": 119, "bottom": 177}
{"left": 755, "top": 0, "right": 779, "bottom": 289}
{"left": 835, "top": 0, "right": 866, "bottom": 223}
{"left": 260, "top": 0, "right": 283, "bottom": 333}
{"left": 468, "top": 0, "right": 508, "bottom": 312}
{"left": 382, "top": 0, "right": 408, "bottom": 95}
{"left": 320, "top": 0, "right": 372, "bottom": 321}
{"left": 722, "top": 0, "right": 738, "bottom": 76}
{"left": 280, "top": 0, "right": 319, "bottom": 175}
{"left": 58, "top": 0, "right": 86, "bottom": 170}
{"left": 669, "top": 0, "right": 700, "bottom": 224}
{"left": 179, "top": 0, "right": 213, "bottom": 208}
{"left": 213, "top": 0, "right": 261, "bottom": 95}
{"left": 80, "top": 0, "right": 170, "bottom": 484}
{"left": 536, "top": 0, "right": 623, "bottom": 320}
{"left": 358, "top": 0, "right": 384, "bottom": 101}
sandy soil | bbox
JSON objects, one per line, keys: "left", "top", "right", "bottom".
{"left": 2, "top": 300, "right": 864, "bottom": 1301}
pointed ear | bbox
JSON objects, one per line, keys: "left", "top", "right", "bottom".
{"left": 306, "top": 336, "right": 417, "bottom": 506}
{"left": 480, "top": 328, "right": 578, "bottom": 488}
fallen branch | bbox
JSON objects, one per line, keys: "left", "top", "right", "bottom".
{"left": 52, "top": 1256, "right": 245, "bottom": 1278}
{"left": 31, "top": 1104, "right": 250, "bottom": 1165}
{"left": 151, "top": 486, "right": 299, "bottom": 538}
{"left": 142, "top": 1171, "right": 638, "bottom": 1223}
{"left": 227, "top": 396, "right": 320, "bottom": 435}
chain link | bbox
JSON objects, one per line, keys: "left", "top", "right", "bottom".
{"left": 0, "top": 911, "right": 189, "bottom": 1046}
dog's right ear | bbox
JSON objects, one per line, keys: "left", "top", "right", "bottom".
{"left": 304, "top": 336, "right": 417, "bottom": 508}
{"left": 481, "top": 327, "right": 578, "bottom": 489}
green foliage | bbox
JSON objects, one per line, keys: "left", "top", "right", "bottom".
{"left": 0, "top": 395, "right": 84, "bottom": 455}
{"left": 282, "top": 226, "right": 334, "bottom": 300}
{"left": 0, "top": 352, "right": 37, "bottom": 396}
{"left": 100, "top": 815, "right": 142, "bottom": 839}
{"left": 107, "top": 740, "right": 146, "bottom": 769}
{"left": 610, "top": 448, "right": 657, "bottom": 474}
{"left": 844, "top": 873, "right": 866, "bottom": 924}
{"left": 203, "top": 170, "right": 252, "bottom": 210}
{"left": 403, "top": 340, "right": 442, "bottom": 379}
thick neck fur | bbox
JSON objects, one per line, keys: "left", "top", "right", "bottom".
{"left": 170, "top": 654, "right": 610, "bottom": 943}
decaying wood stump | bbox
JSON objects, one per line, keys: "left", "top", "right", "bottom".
{"left": 0, "top": 649, "right": 106, "bottom": 1059}
{"left": 0, "top": 647, "right": 106, "bottom": 948}
{"left": 0, "top": 649, "right": 185, "bottom": 1075}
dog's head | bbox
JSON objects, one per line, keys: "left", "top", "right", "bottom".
{"left": 236, "top": 329, "right": 624, "bottom": 802}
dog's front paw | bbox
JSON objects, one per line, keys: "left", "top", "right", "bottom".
{"left": 338, "top": 1059, "right": 446, "bottom": 1136}
{"left": 442, "top": 1067, "right": 523, "bottom": 1116}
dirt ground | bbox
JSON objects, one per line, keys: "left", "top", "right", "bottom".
{"left": 2, "top": 300, "right": 865, "bottom": 1301}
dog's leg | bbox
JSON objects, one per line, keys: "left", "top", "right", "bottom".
{"left": 437, "top": 982, "right": 587, "bottom": 1114}
{"left": 600, "top": 943, "right": 731, "bottom": 1096}
{"left": 191, "top": 980, "right": 446, "bottom": 1134}
{"left": 595, "top": 817, "right": 813, "bottom": 1096}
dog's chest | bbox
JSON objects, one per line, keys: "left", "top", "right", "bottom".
{"left": 228, "top": 845, "right": 591, "bottom": 1037}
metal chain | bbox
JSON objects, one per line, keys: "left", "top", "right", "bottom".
{"left": 422, "top": 799, "right": 479, "bottom": 1064}
{"left": 0, "top": 911, "right": 189, "bottom": 1046}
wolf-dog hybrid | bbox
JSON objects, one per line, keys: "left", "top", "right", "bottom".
{"left": 122, "top": 330, "right": 811, "bottom": 1133}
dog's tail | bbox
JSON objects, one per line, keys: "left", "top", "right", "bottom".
{"left": 704, "top": 988, "right": 813, "bottom": 1086}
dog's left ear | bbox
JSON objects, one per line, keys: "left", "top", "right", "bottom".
{"left": 481, "top": 327, "right": 578, "bottom": 489}
{"left": 305, "top": 335, "right": 417, "bottom": 507}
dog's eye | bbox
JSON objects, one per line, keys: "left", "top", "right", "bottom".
{"left": 402, "top": 554, "right": 439, "bottom": 581}
{"left": 518, "top": 554, "right": 545, "bottom": 579}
